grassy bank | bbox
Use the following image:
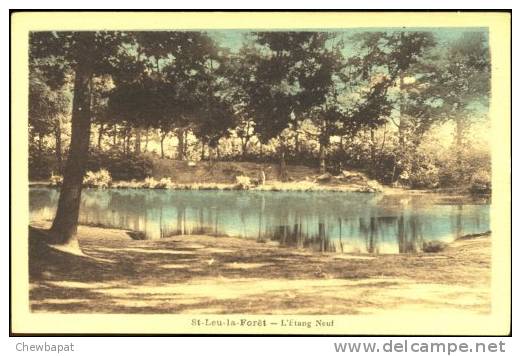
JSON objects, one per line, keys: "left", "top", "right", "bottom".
{"left": 32, "top": 160, "right": 492, "bottom": 196}
{"left": 29, "top": 222, "right": 490, "bottom": 315}
{"left": 40, "top": 162, "right": 384, "bottom": 192}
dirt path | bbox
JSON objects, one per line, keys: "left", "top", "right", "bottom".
{"left": 29, "top": 222, "right": 491, "bottom": 315}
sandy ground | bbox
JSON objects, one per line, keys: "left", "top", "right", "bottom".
{"left": 29, "top": 222, "right": 491, "bottom": 315}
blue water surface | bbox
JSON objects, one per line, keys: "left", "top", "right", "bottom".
{"left": 29, "top": 188, "right": 490, "bottom": 254}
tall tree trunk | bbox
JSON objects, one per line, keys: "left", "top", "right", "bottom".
{"left": 201, "top": 141, "right": 205, "bottom": 161}
{"left": 184, "top": 130, "right": 188, "bottom": 158}
{"left": 177, "top": 129, "right": 185, "bottom": 160}
{"left": 391, "top": 71, "right": 406, "bottom": 183}
{"left": 318, "top": 121, "right": 329, "bottom": 174}
{"left": 112, "top": 125, "right": 117, "bottom": 147}
{"left": 455, "top": 116, "right": 464, "bottom": 181}
{"left": 54, "top": 119, "right": 63, "bottom": 173}
{"left": 50, "top": 35, "right": 94, "bottom": 245}
{"left": 160, "top": 133, "right": 166, "bottom": 159}
{"left": 241, "top": 137, "right": 250, "bottom": 158}
{"left": 135, "top": 128, "right": 141, "bottom": 154}
{"left": 318, "top": 131, "right": 329, "bottom": 175}
{"left": 122, "top": 128, "right": 127, "bottom": 154}
{"left": 144, "top": 128, "right": 149, "bottom": 152}
{"left": 370, "top": 128, "right": 376, "bottom": 177}
{"left": 398, "top": 71, "right": 406, "bottom": 149}
{"left": 318, "top": 141, "right": 326, "bottom": 175}
{"left": 97, "top": 123, "right": 104, "bottom": 149}
{"left": 125, "top": 128, "right": 131, "bottom": 156}
{"left": 38, "top": 132, "right": 44, "bottom": 157}
{"left": 378, "top": 125, "right": 388, "bottom": 176}
{"left": 279, "top": 144, "right": 288, "bottom": 182}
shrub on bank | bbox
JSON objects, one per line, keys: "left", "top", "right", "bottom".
{"left": 49, "top": 170, "right": 112, "bottom": 188}
{"left": 438, "top": 146, "right": 491, "bottom": 189}
{"left": 49, "top": 174, "right": 63, "bottom": 187}
{"left": 469, "top": 170, "right": 491, "bottom": 194}
{"left": 83, "top": 169, "right": 112, "bottom": 188}
{"left": 234, "top": 175, "right": 252, "bottom": 190}
{"left": 141, "top": 177, "right": 173, "bottom": 189}
{"left": 407, "top": 162, "right": 440, "bottom": 189}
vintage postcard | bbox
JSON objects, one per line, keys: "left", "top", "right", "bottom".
{"left": 10, "top": 11, "right": 511, "bottom": 335}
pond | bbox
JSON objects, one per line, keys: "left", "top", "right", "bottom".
{"left": 29, "top": 188, "right": 490, "bottom": 254}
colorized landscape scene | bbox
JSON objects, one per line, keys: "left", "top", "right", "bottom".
{"left": 28, "top": 28, "right": 492, "bottom": 315}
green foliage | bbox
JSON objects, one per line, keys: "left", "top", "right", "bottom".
{"left": 29, "top": 71, "right": 70, "bottom": 137}
{"left": 29, "top": 149, "right": 56, "bottom": 180}
{"left": 87, "top": 149, "right": 154, "bottom": 181}
{"left": 28, "top": 30, "right": 491, "bottom": 193}
{"left": 438, "top": 145, "right": 491, "bottom": 188}
{"left": 470, "top": 170, "right": 491, "bottom": 194}
{"left": 405, "top": 160, "right": 440, "bottom": 189}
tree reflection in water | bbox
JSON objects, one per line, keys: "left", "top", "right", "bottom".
{"left": 30, "top": 188, "right": 490, "bottom": 254}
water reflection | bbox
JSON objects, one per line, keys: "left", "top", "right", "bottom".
{"left": 29, "top": 188, "right": 490, "bottom": 254}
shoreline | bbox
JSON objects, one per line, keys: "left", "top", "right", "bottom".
{"left": 29, "top": 181, "right": 491, "bottom": 208}
{"left": 31, "top": 180, "right": 383, "bottom": 193}
{"left": 29, "top": 222, "right": 491, "bottom": 314}
{"left": 30, "top": 180, "right": 491, "bottom": 200}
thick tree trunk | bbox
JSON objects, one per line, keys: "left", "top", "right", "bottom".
{"left": 54, "top": 119, "right": 63, "bottom": 173}
{"left": 201, "top": 141, "right": 205, "bottom": 161}
{"left": 50, "top": 36, "right": 94, "bottom": 246}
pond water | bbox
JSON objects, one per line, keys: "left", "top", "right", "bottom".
{"left": 29, "top": 188, "right": 490, "bottom": 254}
